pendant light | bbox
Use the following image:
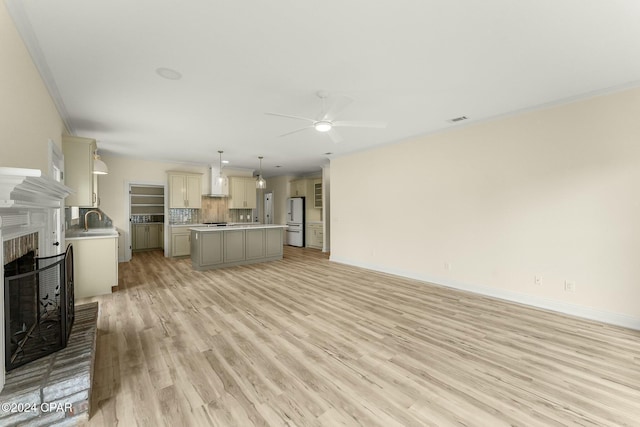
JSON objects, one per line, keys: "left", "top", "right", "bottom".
{"left": 216, "top": 150, "right": 227, "bottom": 185}
{"left": 256, "top": 156, "right": 266, "bottom": 189}
{"left": 93, "top": 150, "right": 108, "bottom": 175}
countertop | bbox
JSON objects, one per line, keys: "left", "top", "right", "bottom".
{"left": 190, "top": 224, "right": 288, "bottom": 232}
{"left": 66, "top": 228, "right": 119, "bottom": 240}
{"left": 170, "top": 222, "right": 261, "bottom": 228}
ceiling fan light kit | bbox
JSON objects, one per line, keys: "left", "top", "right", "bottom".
{"left": 314, "top": 121, "right": 332, "bottom": 132}
{"left": 265, "top": 91, "right": 386, "bottom": 143}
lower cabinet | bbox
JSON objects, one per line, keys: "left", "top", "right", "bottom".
{"left": 191, "top": 227, "right": 285, "bottom": 270}
{"left": 266, "top": 227, "right": 283, "bottom": 256}
{"left": 224, "top": 230, "right": 245, "bottom": 263}
{"left": 306, "top": 223, "right": 323, "bottom": 249}
{"left": 171, "top": 228, "right": 191, "bottom": 257}
{"left": 198, "top": 232, "right": 223, "bottom": 266}
{"left": 132, "top": 224, "right": 162, "bottom": 251}
{"left": 70, "top": 237, "right": 118, "bottom": 298}
{"left": 245, "top": 229, "right": 265, "bottom": 260}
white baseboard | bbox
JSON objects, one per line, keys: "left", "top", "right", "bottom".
{"left": 330, "top": 256, "right": 640, "bottom": 331}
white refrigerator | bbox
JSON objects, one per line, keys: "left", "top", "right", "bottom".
{"left": 286, "top": 197, "right": 305, "bottom": 247}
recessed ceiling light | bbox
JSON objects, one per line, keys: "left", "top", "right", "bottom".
{"left": 324, "top": 152, "right": 333, "bottom": 155}
{"left": 155, "top": 67, "right": 182, "bottom": 80}
{"left": 275, "top": 165, "right": 282, "bottom": 168}
{"left": 222, "top": 160, "right": 229, "bottom": 164}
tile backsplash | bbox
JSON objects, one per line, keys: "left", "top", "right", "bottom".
{"left": 168, "top": 208, "right": 200, "bottom": 224}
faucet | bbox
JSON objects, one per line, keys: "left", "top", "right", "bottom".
{"left": 84, "top": 209, "right": 103, "bottom": 231}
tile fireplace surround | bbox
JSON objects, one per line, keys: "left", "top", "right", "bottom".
{"left": 0, "top": 167, "right": 72, "bottom": 394}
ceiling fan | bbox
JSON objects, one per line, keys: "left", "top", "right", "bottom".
{"left": 265, "top": 91, "right": 386, "bottom": 143}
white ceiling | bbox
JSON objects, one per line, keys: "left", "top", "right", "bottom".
{"left": 7, "top": 0, "right": 640, "bottom": 176}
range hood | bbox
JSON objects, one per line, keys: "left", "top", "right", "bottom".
{"left": 207, "top": 166, "right": 229, "bottom": 197}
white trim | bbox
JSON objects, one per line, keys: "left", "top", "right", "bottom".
{"left": 0, "top": 167, "right": 72, "bottom": 208}
{"left": 329, "top": 256, "right": 640, "bottom": 331}
{"left": 124, "top": 180, "right": 167, "bottom": 262}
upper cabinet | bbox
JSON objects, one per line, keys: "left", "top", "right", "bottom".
{"left": 168, "top": 172, "right": 202, "bottom": 208}
{"left": 289, "top": 179, "right": 307, "bottom": 197}
{"left": 313, "top": 179, "right": 322, "bottom": 208}
{"left": 228, "top": 177, "right": 257, "bottom": 209}
{"left": 290, "top": 178, "right": 322, "bottom": 209}
{"left": 62, "top": 136, "right": 96, "bottom": 207}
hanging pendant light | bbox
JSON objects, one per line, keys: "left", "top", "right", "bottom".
{"left": 256, "top": 156, "right": 266, "bottom": 189}
{"left": 217, "top": 150, "right": 227, "bottom": 186}
{"left": 93, "top": 150, "right": 108, "bottom": 175}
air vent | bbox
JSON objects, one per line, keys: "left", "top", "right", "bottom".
{"left": 448, "top": 116, "right": 468, "bottom": 123}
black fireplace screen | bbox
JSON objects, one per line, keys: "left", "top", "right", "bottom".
{"left": 4, "top": 244, "right": 74, "bottom": 371}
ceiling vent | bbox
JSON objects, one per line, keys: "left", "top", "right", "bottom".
{"left": 448, "top": 116, "right": 468, "bottom": 123}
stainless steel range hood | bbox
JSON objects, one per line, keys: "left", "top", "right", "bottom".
{"left": 207, "top": 165, "right": 229, "bottom": 197}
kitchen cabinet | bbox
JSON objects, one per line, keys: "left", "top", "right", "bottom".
{"left": 224, "top": 229, "right": 245, "bottom": 262}
{"left": 132, "top": 224, "right": 161, "bottom": 251}
{"left": 171, "top": 227, "right": 191, "bottom": 256}
{"left": 68, "top": 236, "right": 117, "bottom": 298}
{"left": 190, "top": 225, "right": 286, "bottom": 271}
{"left": 265, "top": 227, "right": 284, "bottom": 257}
{"left": 307, "top": 223, "right": 323, "bottom": 249}
{"left": 168, "top": 172, "right": 202, "bottom": 208}
{"left": 62, "top": 136, "right": 97, "bottom": 207}
{"left": 313, "top": 179, "right": 322, "bottom": 208}
{"left": 290, "top": 179, "right": 307, "bottom": 197}
{"left": 245, "top": 228, "right": 266, "bottom": 260}
{"left": 228, "top": 177, "right": 257, "bottom": 209}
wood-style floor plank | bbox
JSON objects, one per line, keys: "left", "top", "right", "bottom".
{"left": 81, "top": 247, "right": 640, "bottom": 426}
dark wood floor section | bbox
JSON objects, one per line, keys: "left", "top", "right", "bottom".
{"left": 83, "top": 247, "right": 640, "bottom": 426}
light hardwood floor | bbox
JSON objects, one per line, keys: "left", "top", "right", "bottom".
{"left": 81, "top": 247, "right": 640, "bottom": 426}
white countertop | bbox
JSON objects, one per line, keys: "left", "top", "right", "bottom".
{"left": 190, "top": 224, "right": 287, "bottom": 232}
{"left": 66, "top": 228, "right": 119, "bottom": 240}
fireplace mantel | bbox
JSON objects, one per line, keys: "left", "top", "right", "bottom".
{"left": 0, "top": 167, "right": 72, "bottom": 209}
{"left": 0, "top": 167, "right": 72, "bottom": 393}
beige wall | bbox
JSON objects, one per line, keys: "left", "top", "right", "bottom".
{"left": 266, "top": 175, "right": 295, "bottom": 225}
{"left": 331, "top": 87, "right": 640, "bottom": 328}
{"left": 0, "top": 3, "right": 65, "bottom": 171}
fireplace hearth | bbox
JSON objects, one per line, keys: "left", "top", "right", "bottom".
{"left": 3, "top": 244, "right": 74, "bottom": 371}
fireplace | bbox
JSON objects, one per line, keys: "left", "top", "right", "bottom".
{"left": 3, "top": 243, "right": 74, "bottom": 371}
{"left": 0, "top": 166, "right": 73, "bottom": 392}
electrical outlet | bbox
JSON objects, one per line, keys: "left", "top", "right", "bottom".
{"left": 444, "top": 262, "right": 452, "bottom": 271}
{"left": 240, "top": 215, "right": 243, "bottom": 220}
{"left": 534, "top": 276, "right": 542, "bottom": 285}
{"left": 564, "top": 281, "right": 576, "bottom": 292}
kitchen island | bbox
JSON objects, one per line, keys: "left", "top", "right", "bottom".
{"left": 190, "top": 224, "right": 287, "bottom": 270}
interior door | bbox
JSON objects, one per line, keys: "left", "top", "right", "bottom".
{"left": 264, "top": 192, "right": 273, "bottom": 224}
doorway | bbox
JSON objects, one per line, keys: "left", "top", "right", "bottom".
{"left": 264, "top": 192, "right": 274, "bottom": 224}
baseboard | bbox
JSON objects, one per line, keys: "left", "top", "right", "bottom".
{"left": 330, "top": 256, "right": 640, "bottom": 331}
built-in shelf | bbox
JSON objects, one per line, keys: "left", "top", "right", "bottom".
{"left": 130, "top": 185, "right": 165, "bottom": 219}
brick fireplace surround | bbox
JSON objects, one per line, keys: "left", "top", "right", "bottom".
{"left": 0, "top": 167, "right": 99, "bottom": 425}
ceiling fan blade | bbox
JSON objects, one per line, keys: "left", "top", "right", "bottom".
{"left": 327, "top": 129, "right": 343, "bottom": 144}
{"left": 279, "top": 126, "right": 313, "bottom": 137}
{"left": 265, "top": 112, "right": 315, "bottom": 123}
{"left": 319, "top": 96, "right": 354, "bottom": 121}
{"left": 332, "top": 120, "right": 387, "bottom": 128}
